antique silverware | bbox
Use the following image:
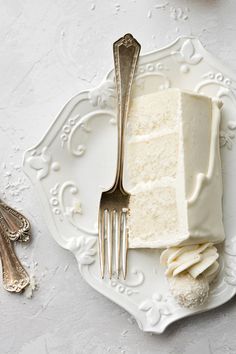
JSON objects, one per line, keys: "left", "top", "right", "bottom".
{"left": 0, "top": 227, "right": 30, "bottom": 292}
{"left": 0, "top": 200, "right": 31, "bottom": 242}
{"left": 0, "top": 200, "right": 31, "bottom": 292}
{"left": 98, "top": 33, "right": 141, "bottom": 279}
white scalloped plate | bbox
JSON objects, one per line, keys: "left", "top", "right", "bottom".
{"left": 23, "top": 37, "right": 236, "bottom": 333}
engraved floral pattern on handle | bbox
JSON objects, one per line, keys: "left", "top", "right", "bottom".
{"left": 0, "top": 200, "right": 31, "bottom": 242}
{"left": 0, "top": 200, "right": 31, "bottom": 292}
{"left": 0, "top": 229, "right": 29, "bottom": 292}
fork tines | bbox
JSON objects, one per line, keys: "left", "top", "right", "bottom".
{"left": 99, "top": 208, "right": 128, "bottom": 279}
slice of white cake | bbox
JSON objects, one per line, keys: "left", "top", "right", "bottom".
{"left": 125, "top": 89, "right": 225, "bottom": 248}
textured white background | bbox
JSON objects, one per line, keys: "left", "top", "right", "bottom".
{"left": 1, "top": 1, "right": 236, "bottom": 353}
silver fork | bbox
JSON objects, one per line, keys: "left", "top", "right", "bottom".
{"left": 0, "top": 199, "right": 31, "bottom": 292}
{"left": 98, "top": 34, "right": 141, "bottom": 279}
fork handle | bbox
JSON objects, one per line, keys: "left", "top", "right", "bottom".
{"left": 0, "top": 228, "right": 29, "bottom": 292}
{"left": 113, "top": 34, "right": 141, "bottom": 191}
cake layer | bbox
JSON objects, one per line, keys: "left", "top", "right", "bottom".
{"left": 128, "top": 185, "right": 180, "bottom": 248}
{"left": 127, "top": 89, "right": 179, "bottom": 136}
{"left": 127, "top": 132, "right": 178, "bottom": 185}
{"left": 127, "top": 88, "right": 225, "bottom": 248}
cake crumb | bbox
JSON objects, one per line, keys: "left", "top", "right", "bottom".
{"left": 121, "top": 329, "right": 128, "bottom": 336}
{"left": 24, "top": 276, "right": 37, "bottom": 299}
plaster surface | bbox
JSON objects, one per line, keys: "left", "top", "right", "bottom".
{"left": 0, "top": 1, "right": 236, "bottom": 353}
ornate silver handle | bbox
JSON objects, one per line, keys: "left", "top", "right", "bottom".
{"left": 0, "top": 200, "right": 31, "bottom": 242}
{"left": 0, "top": 200, "right": 31, "bottom": 292}
{"left": 113, "top": 33, "right": 141, "bottom": 191}
{"left": 0, "top": 228, "right": 29, "bottom": 292}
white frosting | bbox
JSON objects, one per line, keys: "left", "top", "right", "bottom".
{"left": 126, "top": 89, "right": 225, "bottom": 248}
{"left": 160, "top": 242, "right": 220, "bottom": 308}
{"left": 160, "top": 243, "right": 219, "bottom": 280}
{"left": 187, "top": 106, "right": 218, "bottom": 205}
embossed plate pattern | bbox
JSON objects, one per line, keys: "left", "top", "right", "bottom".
{"left": 23, "top": 37, "right": 236, "bottom": 333}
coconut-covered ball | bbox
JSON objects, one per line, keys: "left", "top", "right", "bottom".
{"left": 168, "top": 273, "right": 209, "bottom": 309}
